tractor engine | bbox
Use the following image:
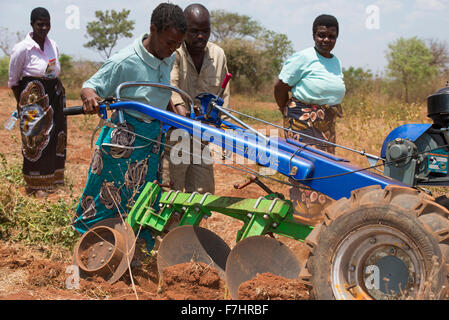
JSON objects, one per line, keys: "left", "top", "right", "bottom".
{"left": 383, "top": 84, "right": 449, "bottom": 186}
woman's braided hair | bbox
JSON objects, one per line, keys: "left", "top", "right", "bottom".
{"left": 151, "top": 3, "right": 187, "bottom": 33}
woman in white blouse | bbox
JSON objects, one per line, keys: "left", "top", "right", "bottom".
{"left": 8, "top": 7, "right": 67, "bottom": 198}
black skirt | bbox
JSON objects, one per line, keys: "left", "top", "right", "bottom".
{"left": 16, "top": 76, "right": 67, "bottom": 190}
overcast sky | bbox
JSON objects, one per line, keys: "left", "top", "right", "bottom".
{"left": 1, "top": 0, "right": 448, "bottom": 74}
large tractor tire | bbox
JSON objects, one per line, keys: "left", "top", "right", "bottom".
{"left": 301, "top": 185, "right": 449, "bottom": 300}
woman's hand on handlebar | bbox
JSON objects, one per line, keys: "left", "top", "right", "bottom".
{"left": 80, "top": 88, "right": 102, "bottom": 114}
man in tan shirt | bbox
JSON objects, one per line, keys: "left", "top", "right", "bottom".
{"left": 162, "top": 3, "right": 230, "bottom": 193}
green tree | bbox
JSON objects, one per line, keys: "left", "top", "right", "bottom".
{"left": 386, "top": 37, "right": 438, "bottom": 102}
{"left": 210, "top": 10, "right": 262, "bottom": 41}
{"left": 58, "top": 53, "right": 75, "bottom": 88}
{"left": 211, "top": 10, "right": 293, "bottom": 92}
{"left": 84, "top": 9, "right": 135, "bottom": 60}
{"left": 59, "top": 54, "right": 73, "bottom": 74}
{"left": 0, "top": 56, "right": 9, "bottom": 85}
{"left": 342, "top": 66, "right": 373, "bottom": 95}
{"left": 219, "top": 38, "right": 261, "bottom": 88}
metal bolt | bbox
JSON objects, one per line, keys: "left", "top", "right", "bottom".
{"left": 195, "top": 207, "right": 200, "bottom": 212}
{"left": 263, "top": 214, "right": 269, "bottom": 220}
{"left": 109, "top": 247, "right": 113, "bottom": 252}
{"left": 349, "top": 265, "right": 355, "bottom": 272}
{"left": 100, "top": 259, "right": 105, "bottom": 264}
{"left": 92, "top": 254, "right": 96, "bottom": 258}
{"left": 159, "top": 203, "right": 163, "bottom": 208}
{"left": 369, "top": 237, "right": 376, "bottom": 244}
{"left": 247, "top": 213, "right": 253, "bottom": 219}
{"left": 272, "top": 222, "right": 278, "bottom": 228}
{"left": 99, "top": 242, "right": 104, "bottom": 246}
{"left": 389, "top": 248, "right": 396, "bottom": 255}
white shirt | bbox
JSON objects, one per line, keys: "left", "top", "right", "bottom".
{"left": 8, "top": 32, "right": 60, "bottom": 88}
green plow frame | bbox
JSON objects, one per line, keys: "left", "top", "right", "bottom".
{"left": 126, "top": 181, "right": 313, "bottom": 243}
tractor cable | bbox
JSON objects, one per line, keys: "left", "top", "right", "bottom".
{"left": 220, "top": 106, "right": 382, "bottom": 162}
{"left": 291, "top": 143, "right": 449, "bottom": 182}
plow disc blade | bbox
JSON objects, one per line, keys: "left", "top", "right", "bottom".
{"left": 157, "top": 225, "right": 231, "bottom": 279}
{"left": 72, "top": 217, "right": 136, "bottom": 284}
{"left": 225, "top": 236, "right": 301, "bottom": 300}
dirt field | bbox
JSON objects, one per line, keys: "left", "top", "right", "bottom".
{"left": 0, "top": 87, "right": 310, "bottom": 300}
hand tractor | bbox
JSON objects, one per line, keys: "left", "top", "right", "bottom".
{"left": 65, "top": 80, "right": 449, "bottom": 300}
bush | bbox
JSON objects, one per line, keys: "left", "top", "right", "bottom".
{"left": 0, "top": 56, "right": 10, "bottom": 86}
{"left": 60, "top": 58, "right": 100, "bottom": 93}
{"left": 0, "top": 154, "right": 80, "bottom": 251}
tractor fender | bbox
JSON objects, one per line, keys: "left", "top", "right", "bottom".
{"left": 380, "top": 124, "right": 432, "bottom": 159}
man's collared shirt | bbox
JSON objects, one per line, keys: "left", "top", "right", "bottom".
{"left": 83, "top": 33, "right": 175, "bottom": 121}
{"left": 170, "top": 41, "right": 230, "bottom": 109}
{"left": 8, "top": 32, "right": 60, "bottom": 88}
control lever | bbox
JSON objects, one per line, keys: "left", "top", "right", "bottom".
{"left": 234, "top": 175, "right": 276, "bottom": 196}
{"left": 218, "top": 73, "right": 232, "bottom": 98}
{"left": 152, "top": 180, "right": 174, "bottom": 189}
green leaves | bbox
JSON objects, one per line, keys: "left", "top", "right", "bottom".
{"left": 386, "top": 37, "right": 439, "bottom": 102}
{"left": 0, "top": 55, "right": 9, "bottom": 86}
{"left": 342, "top": 66, "right": 374, "bottom": 95}
{"left": 84, "top": 9, "right": 135, "bottom": 60}
{"left": 210, "top": 10, "right": 263, "bottom": 41}
{"left": 0, "top": 155, "right": 80, "bottom": 250}
{"left": 211, "top": 10, "right": 293, "bottom": 93}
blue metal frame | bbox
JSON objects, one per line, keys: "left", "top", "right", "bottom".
{"left": 380, "top": 124, "right": 432, "bottom": 158}
{"left": 101, "top": 99, "right": 407, "bottom": 201}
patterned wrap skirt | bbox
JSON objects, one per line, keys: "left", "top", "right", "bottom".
{"left": 72, "top": 111, "right": 165, "bottom": 235}
{"left": 283, "top": 98, "right": 342, "bottom": 225}
{"left": 17, "top": 77, "right": 67, "bottom": 191}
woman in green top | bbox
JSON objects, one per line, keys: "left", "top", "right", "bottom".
{"left": 72, "top": 3, "right": 186, "bottom": 237}
{"left": 274, "top": 14, "right": 346, "bottom": 225}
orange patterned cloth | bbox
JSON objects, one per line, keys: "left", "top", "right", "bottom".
{"left": 283, "top": 98, "right": 342, "bottom": 225}
{"left": 283, "top": 97, "right": 342, "bottom": 154}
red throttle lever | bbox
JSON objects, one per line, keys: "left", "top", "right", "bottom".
{"left": 218, "top": 73, "right": 232, "bottom": 97}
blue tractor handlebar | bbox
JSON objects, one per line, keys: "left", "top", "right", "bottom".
{"left": 63, "top": 86, "right": 406, "bottom": 201}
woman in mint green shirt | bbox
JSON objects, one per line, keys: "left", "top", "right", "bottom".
{"left": 72, "top": 4, "right": 186, "bottom": 236}
{"left": 275, "top": 14, "right": 345, "bottom": 154}
{"left": 274, "top": 14, "right": 346, "bottom": 226}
